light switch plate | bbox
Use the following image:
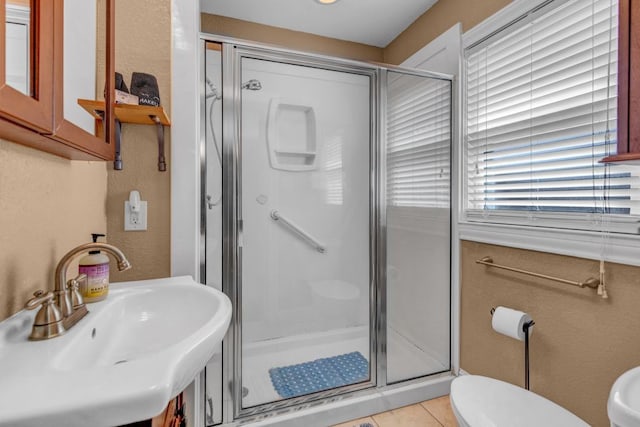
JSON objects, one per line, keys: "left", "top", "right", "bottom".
{"left": 124, "top": 201, "right": 148, "bottom": 231}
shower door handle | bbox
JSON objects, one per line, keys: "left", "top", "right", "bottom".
{"left": 205, "top": 393, "right": 214, "bottom": 425}
{"left": 206, "top": 195, "right": 214, "bottom": 209}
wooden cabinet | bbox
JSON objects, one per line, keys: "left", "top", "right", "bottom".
{"left": 0, "top": 0, "right": 55, "bottom": 133}
{"left": 603, "top": 0, "right": 640, "bottom": 163}
{"left": 119, "top": 393, "right": 186, "bottom": 427}
{"left": 49, "top": 0, "right": 114, "bottom": 159}
{"left": 0, "top": 0, "right": 115, "bottom": 161}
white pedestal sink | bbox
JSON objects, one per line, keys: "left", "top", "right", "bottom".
{"left": 608, "top": 366, "right": 640, "bottom": 427}
{"left": 0, "top": 276, "right": 231, "bottom": 427}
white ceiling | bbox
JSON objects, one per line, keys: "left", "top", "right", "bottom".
{"left": 200, "top": 0, "right": 439, "bottom": 48}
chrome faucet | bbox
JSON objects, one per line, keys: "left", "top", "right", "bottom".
{"left": 24, "top": 242, "right": 131, "bottom": 340}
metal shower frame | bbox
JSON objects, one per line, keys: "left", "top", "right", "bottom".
{"left": 199, "top": 33, "right": 454, "bottom": 425}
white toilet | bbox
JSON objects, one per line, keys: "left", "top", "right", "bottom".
{"left": 450, "top": 375, "right": 589, "bottom": 427}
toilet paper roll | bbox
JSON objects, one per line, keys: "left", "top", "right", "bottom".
{"left": 491, "top": 306, "right": 533, "bottom": 341}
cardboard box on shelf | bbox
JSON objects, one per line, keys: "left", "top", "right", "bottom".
{"left": 115, "top": 89, "right": 139, "bottom": 105}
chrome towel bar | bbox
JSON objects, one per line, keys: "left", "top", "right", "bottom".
{"left": 476, "top": 256, "right": 605, "bottom": 297}
{"left": 270, "top": 210, "right": 326, "bottom": 253}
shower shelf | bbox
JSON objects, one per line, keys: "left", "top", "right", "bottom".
{"left": 273, "top": 149, "right": 316, "bottom": 157}
{"left": 267, "top": 98, "right": 317, "bottom": 172}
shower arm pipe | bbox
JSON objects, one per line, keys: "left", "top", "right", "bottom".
{"left": 476, "top": 256, "right": 603, "bottom": 295}
{"left": 270, "top": 210, "right": 326, "bottom": 253}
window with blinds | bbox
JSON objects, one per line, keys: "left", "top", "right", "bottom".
{"left": 464, "top": 0, "right": 640, "bottom": 232}
{"left": 386, "top": 71, "right": 451, "bottom": 208}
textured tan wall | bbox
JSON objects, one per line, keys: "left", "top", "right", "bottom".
{"left": 201, "top": 14, "right": 384, "bottom": 63}
{"left": 460, "top": 240, "right": 640, "bottom": 426}
{"left": 97, "top": 0, "right": 172, "bottom": 282}
{"left": 0, "top": 140, "right": 107, "bottom": 320}
{"left": 383, "top": 0, "right": 511, "bottom": 64}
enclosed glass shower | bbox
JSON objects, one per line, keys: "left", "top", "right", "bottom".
{"left": 202, "top": 39, "right": 452, "bottom": 425}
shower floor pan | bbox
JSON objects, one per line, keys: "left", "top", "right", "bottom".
{"left": 241, "top": 326, "right": 447, "bottom": 408}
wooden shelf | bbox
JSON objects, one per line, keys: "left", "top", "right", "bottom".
{"left": 78, "top": 99, "right": 171, "bottom": 126}
{"left": 79, "top": 98, "right": 169, "bottom": 171}
{"left": 601, "top": 152, "right": 640, "bottom": 164}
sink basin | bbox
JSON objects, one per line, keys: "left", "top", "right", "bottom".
{"left": 608, "top": 366, "right": 640, "bottom": 427}
{"left": 0, "top": 276, "right": 231, "bottom": 427}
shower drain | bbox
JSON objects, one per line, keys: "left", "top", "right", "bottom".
{"left": 242, "top": 387, "right": 249, "bottom": 397}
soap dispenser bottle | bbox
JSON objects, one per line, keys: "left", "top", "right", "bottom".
{"left": 78, "top": 233, "right": 110, "bottom": 302}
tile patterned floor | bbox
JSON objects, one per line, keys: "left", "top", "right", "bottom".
{"left": 332, "top": 396, "right": 457, "bottom": 427}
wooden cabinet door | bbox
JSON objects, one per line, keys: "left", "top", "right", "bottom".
{"left": 50, "top": 0, "right": 114, "bottom": 160}
{"left": 0, "top": 0, "right": 115, "bottom": 160}
{"left": 603, "top": 0, "right": 640, "bottom": 162}
{"left": 621, "top": 0, "right": 640, "bottom": 154}
{"left": 0, "top": 0, "right": 55, "bottom": 133}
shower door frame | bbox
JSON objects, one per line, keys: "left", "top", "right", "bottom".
{"left": 200, "top": 34, "right": 455, "bottom": 425}
{"left": 221, "top": 41, "right": 380, "bottom": 421}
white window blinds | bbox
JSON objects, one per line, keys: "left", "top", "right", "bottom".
{"left": 386, "top": 71, "right": 451, "bottom": 208}
{"left": 464, "top": 0, "right": 640, "bottom": 231}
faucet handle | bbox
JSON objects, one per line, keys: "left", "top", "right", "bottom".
{"left": 24, "top": 290, "right": 54, "bottom": 310}
{"left": 67, "top": 274, "right": 87, "bottom": 309}
{"left": 24, "top": 290, "right": 66, "bottom": 340}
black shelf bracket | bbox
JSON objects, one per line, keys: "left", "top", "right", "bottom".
{"left": 150, "top": 115, "right": 166, "bottom": 172}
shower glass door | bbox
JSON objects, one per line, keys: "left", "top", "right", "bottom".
{"left": 384, "top": 70, "right": 451, "bottom": 383}
{"left": 237, "top": 55, "right": 373, "bottom": 410}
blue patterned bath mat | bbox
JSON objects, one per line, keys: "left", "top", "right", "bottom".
{"left": 269, "top": 351, "right": 369, "bottom": 398}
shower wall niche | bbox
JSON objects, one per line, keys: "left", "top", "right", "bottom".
{"left": 267, "top": 98, "right": 318, "bottom": 171}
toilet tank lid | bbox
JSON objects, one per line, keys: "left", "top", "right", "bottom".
{"left": 450, "top": 375, "right": 589, "bottom": 427}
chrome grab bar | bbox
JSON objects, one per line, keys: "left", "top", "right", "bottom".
{"left": 270, "top": 210, "right": 326, "bottom": 253}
